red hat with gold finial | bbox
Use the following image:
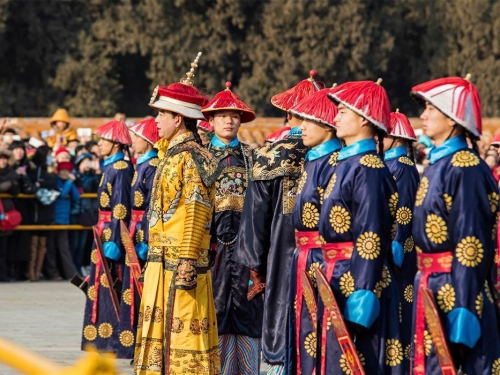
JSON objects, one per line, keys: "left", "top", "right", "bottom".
{"left": 197, "top": 120, "right": 214, "bottom": 132}
{"left": 94, "top": 120, "right": 132, "bottom": 146}
{"left": 149, "top": 52, "right": 208, "bottom": 120}
{"left": 389, "top": 109, "right": 417, "bottom": 141}
{"left": 129, "top": 117, "right": 160, "bottom": 145}
{"left": 271, "top": 70, "right": 326, "bottom": 112}
{"left": 328, "top": 79, "right": 391, "bottom": 133}
{"left": 289, "top": 85, "right": 339, "bottom": 128}
{"left": 202, "top": 82, "right": 256, "bottom": 123}
{"left": 411, "top": 74, "right": 482, "bottom": 138}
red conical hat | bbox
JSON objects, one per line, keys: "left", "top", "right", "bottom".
{"left": 94, "top": 120, "right": 132, "bottom": 146}
{"left": 202, "top": 82, "right": 256, "bottom": 123}
{"left": 271, "top": 70, "right": 325, "bottom": 112}
{"left": 265, "top": 126, "right": 291, "bottom": 142}
{"left": 411, "top": 74, "right": 482, "bottom": 137}
{"left": 491, "top": 133, "right": 500, "bottom": 147}
{"left": 389, "top": 109, "right": 417, "bottom": 141}
{"left": 149, "top": 52, "right": 208, "bottom": 120}
{"left": 328, "top": 79, "right": 391, "bottom": 133}
{"left": 129, "top": 117, "right": 160, "bottom": 145}
{"left": 289, "top": 88, "right": 338, "bottom": 128}
{"left": 197, "top": 120, "right": 214, "bottom": 132}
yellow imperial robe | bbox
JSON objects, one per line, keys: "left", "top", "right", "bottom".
{"left": 134, "top": 132, "right": 223, "bottom": 375}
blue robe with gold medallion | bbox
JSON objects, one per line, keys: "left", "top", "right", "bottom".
{"left": 81, "top": 151, "right": 133, "bottom": 352}
{"left": 318, "top": 138, "right": 402, "bottom": 374}
{"left": 384, "top": 146, "right": 419, "bottom": 374}
{"left": 289, "top": 139, "right": 341, "bottom": 375}
{"left": 115, "top": 149, "right": 158, "bottom": 358}
{"left": 411, "top": 135, "right": 500, "bottom": 374}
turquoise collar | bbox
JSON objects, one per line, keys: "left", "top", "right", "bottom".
{"left": 137, "top": 149, "right": 158, "bottom": 165}
{"left": 210, "top": 135, "right": 239, "bottom": 149}
{"left": 305, "top": 139, "right": 341, "bottom": 162}
{"left": 428, "top": 135, "right": 468, "bottom": 165}
{"left": 287, "top": 127, "right": 302, "bottom": 138}
{"left": 103, "top": 151, "right": 124, "bottom": 167}
{"left": 338, "top": 138, "right": 376, "bottom": 161}
{"left": 384, "top": 146, "right": 407, "bottom": 161}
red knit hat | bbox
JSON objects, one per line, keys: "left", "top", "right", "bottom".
{"left": 289, "top": 88, "right": 338, "bottom": 128}
{"left": 491, "top": 133, "right": 500, "bottom": 147}
{"left": 202, "top": 82, "right": 256, "bottom": 123}
{"left": 265, "top": 126, "right": 291, "bottom": 142}
{"left": 197, "top": 120, "right": 214, "bottom": 132}
{"left": 129, "top": 118, "right": 160, "bottom": 145}
{"left": 55, "top": 147, "right": 70, "bottom": 157}
{"left": 149, "top": 52, "right": 208, "bottom": 120}
{"left": 389, "top": 109, "right": 417, "bottom": 141}
{"left": 411, "top": 74, "right": 482, "bottom": 137}
{"left": 271, "top": 70, "right": 325, "bottom": 112}
{"left": 57, "top": 161, "right": 74, "bottom": 173}
{"left": 328, "top": 79, "right": 391, "bottom": 133}
{"left": 94, "top": 120, "right": 132, "bottom": 146}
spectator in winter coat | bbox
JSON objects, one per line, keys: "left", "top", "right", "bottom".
{"left": 0, "top": 148, "right": 20, "bottom": 281}
{"left": 45, "top": 161, "right": 80, "bottom": 280}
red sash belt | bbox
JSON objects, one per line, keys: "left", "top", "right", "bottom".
{"left": 92, "top": 210, "right": 112, "bottom": 324}
{"left": 414, "top": 251, "right": 453, "bottom": 375}
{"left": 130, "top": 210, "right": 145, "bottom": 238}
{"left": 294, "top": 231, "right": 322, "bottom": 373}
{"left": 319, "top": 242, "right": 354, "bottom": 374}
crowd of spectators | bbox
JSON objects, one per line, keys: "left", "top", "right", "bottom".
{"left": 0, "top": 109, "right": 124, "bottom": 282}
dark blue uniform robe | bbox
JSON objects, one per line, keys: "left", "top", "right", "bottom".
{"left": 318, "top": 138, "right": 402, "bottom": 374}
{"left": 81, "top": 151, "right": 133, "bottom": 352}
{"left": 233, "top": 128, "right": 307, "bottom": 371}
{"left": 384, "top": 145, "right": 419, "bottom": 374}
{"left": 116, "top": 149, "right": 158, "bottom": 358}
{"left": 289, "top": 139, "right": 341, "bottom": 375}
{"left": 208, "top": 136, "right": 263, "bottom": 338}
{"left": 412, "top": 135, "right": 500, "bottom": 374}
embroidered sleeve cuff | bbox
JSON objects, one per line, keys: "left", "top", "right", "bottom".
{"left": 447, "top": 307, "right": 481, "bottom": 348}
{"left": 103, "top": 241, "right": 121, "bottom": 261}
{"left": 344, "top": 290, "right": 380, "bottom": 328}
{"left": 135, "top": 242, "right": 148, "bottom": 261}
{"left": 391, "top": 241, "right": 404, "bottom": 268}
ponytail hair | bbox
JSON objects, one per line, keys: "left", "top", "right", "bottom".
{"left": 407, "top": 141, "right": 415, "bottom": 162}
{"left": 376, "top": 129, "right": 385, "bottom": 159}
{"left": 184, "top": 117, "right": 203, "bottom": 146}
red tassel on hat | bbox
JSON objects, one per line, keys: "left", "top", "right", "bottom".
{"left": 411, "top": 75, "right": 482, "bottom": 137}
{"left": 289, "top": 88, "right": 338, "bottom": 128}
{"left": 197, "top": 120, "right": 214, "bottom": 132}
{"left": 129, "top": 118, "right": 160, "bottom": 145}
{"left": 271, "top": 70, "right": 326, "bottom": 112}
{"left": 202, "top": 82, "right": 256, "bottom": 123}
{"left": 328, "top": 79, "right": 391, "bottom": 133}
{"left": 265, "top": 126, "right": 291, "bottom": 142}
{"left": 389, "top": 109, "right": 416, "bottom": 141}
{"left": 94, "top": 120, "right": 132, "bottom": 146}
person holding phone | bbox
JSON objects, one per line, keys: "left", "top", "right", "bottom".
{"left": 45, "top": 108, "right": 78, "bottom": 149}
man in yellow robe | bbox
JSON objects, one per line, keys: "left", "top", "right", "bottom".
{"left": 134, "top": 54, "right": 222, "bottom": 375}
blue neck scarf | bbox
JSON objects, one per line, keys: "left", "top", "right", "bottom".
{"left": 384, "top": 145, "right": 407, "bottom": 161}
{"left": 338, "top": 138, "right": 376, "bottom": 161}
{"left": 103, "top": 151, "right": 124, "bottom": 167}
{"left": 287, "top": 127, "right": 302, "bottom": 138}
{"left": 305, "top": 139, "right": 342, "bottom": 162}
{"left": 137, "top": 149, "right": 158, "bottom": 165}
{"left": 428, "top": 135, "right": 468, "bottom": 165}
{"left": 210, "top": 135, "right": 239, "bottom": 149}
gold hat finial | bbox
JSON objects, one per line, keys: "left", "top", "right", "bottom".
{"left": 376, "top": 78, "right": 383, "bottom": 85}
{"left": 331, "top": 83, "right": 337, "bottom": 88}
{"left": 396, "top": 108, "right": 399, "bottom": 113}
{"left": 464, "top": 73, "right": 472, "bottom": 82}
{"left": 180, "top": 52, "right": 202, "bottom": 86}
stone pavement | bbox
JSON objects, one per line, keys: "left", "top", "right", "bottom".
{"left": 0, "top": 281, "right": 267, "bottom": 374}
